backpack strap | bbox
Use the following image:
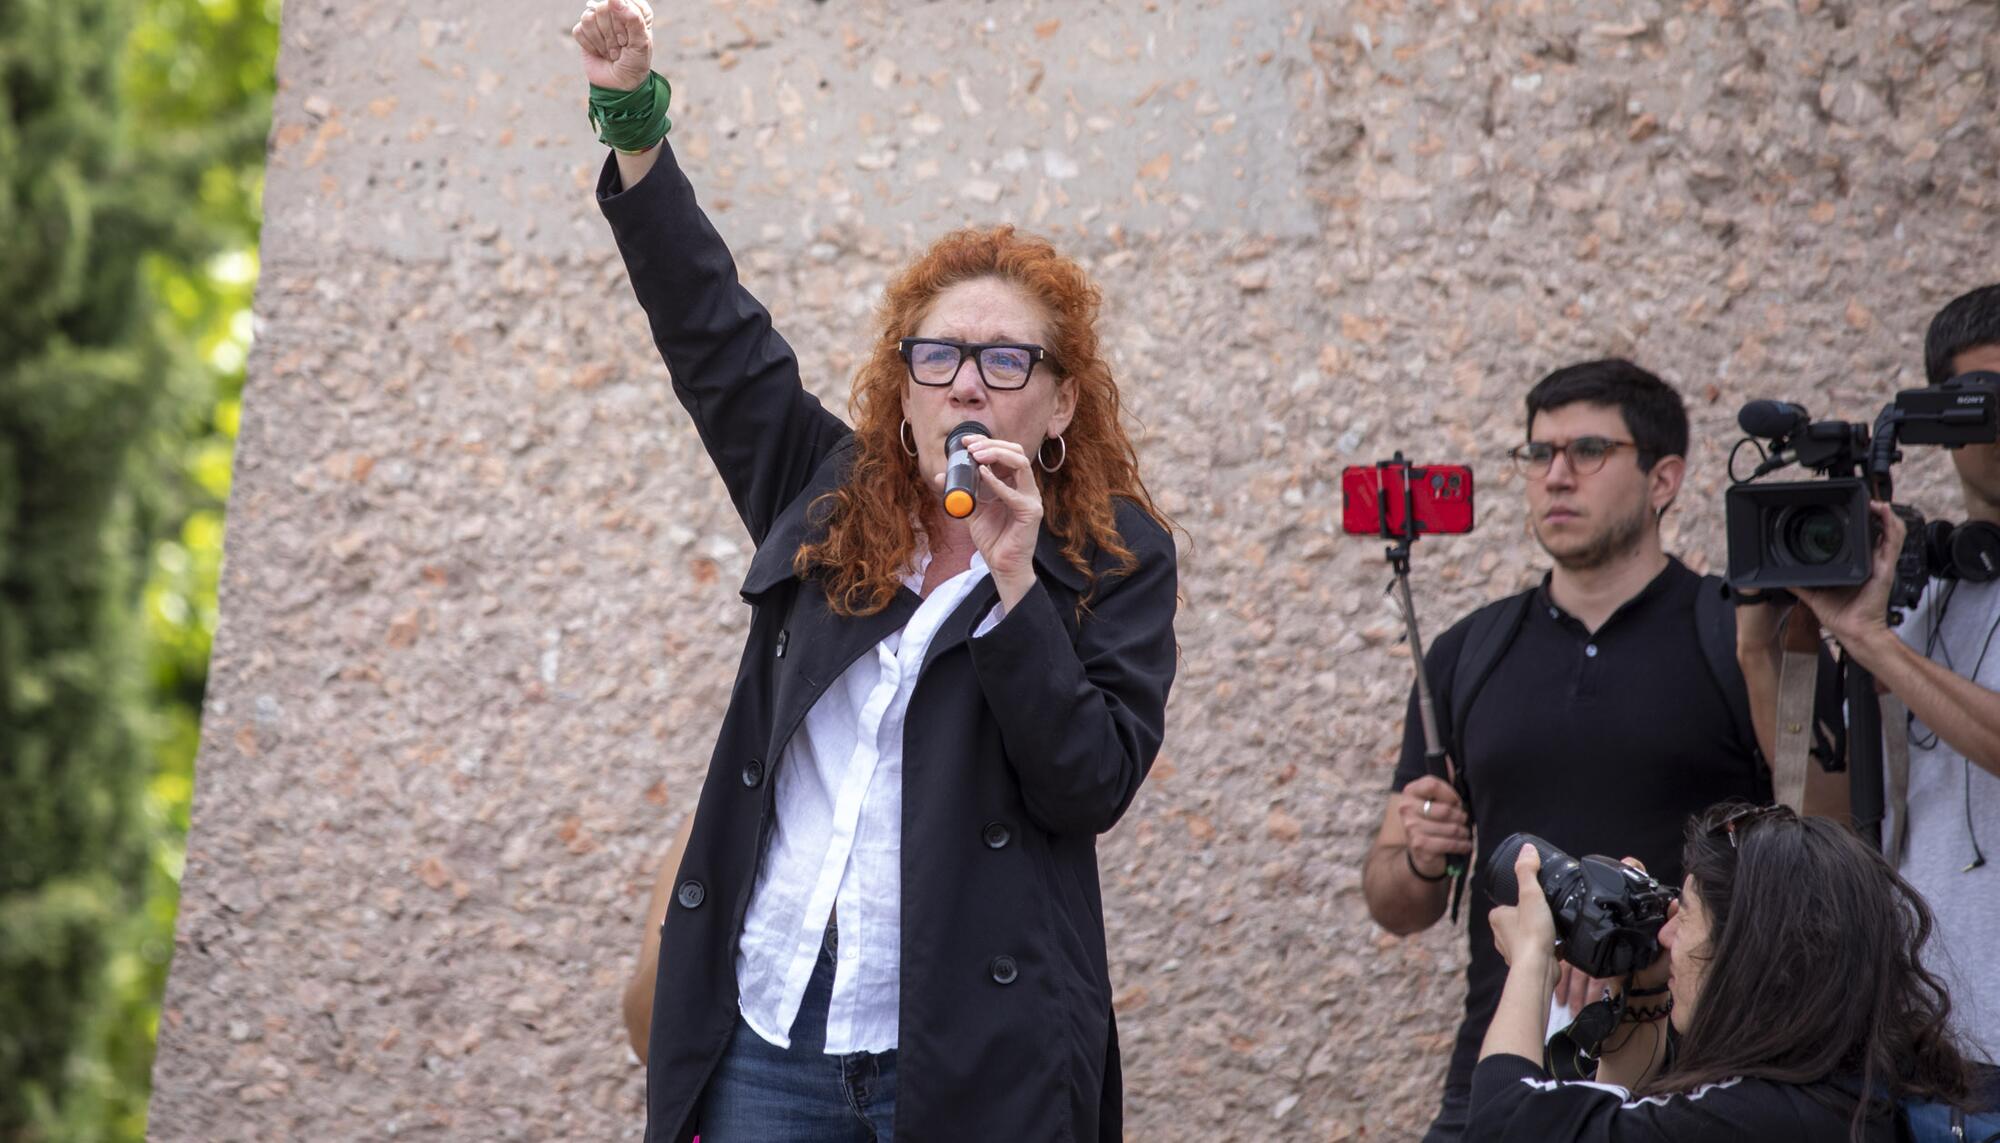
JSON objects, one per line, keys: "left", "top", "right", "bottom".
{"left": 1446, "top": 588, "right": 1536, "bottom": 802}
{"left": 1429, "top": 587, "right": 1532, "bottom": 924}
{"left": 1695, "top": 575, "right": 1768, "bottom": 786}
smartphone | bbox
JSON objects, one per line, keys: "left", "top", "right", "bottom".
{"left": 1341, "top": 462, "right": 1476, "bottom": 537}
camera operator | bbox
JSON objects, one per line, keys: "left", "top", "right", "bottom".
{"left": 1737, "top": 284, "right": 2000, "bottom": 1110}
{"left": 1471, "top": 802, "right": 1978, "bottom": 1142}
{"left": 1362, "top": 360, "right": 1770, "bottom": 1141}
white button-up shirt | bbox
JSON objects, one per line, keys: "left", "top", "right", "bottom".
{"left": 734, "top": 547, "right": 1001, "bottom": 1054}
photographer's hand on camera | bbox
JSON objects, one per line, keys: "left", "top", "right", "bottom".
{"left": 1789, "top": 501, "right": 2000, "bottom": 777}
{"left": 1483, "top": 845, "right": 1561, "bottom": 1063}
{"left": 1488, "top": 846, "right": 1557, "bottom": 971}
{"left": 1792, "top": 501, "right": 1906, "bottom": 660}
{"left": 1485, "top": 849, "right": 1672, "bottom": 1088}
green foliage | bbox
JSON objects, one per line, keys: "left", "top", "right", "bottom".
{"left": 0, "top": 0, "right": 275, "bottom": 1138}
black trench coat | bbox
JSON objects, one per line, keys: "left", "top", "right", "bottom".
{"left": 597, "top": 145, "right": 1179, "bottom": 1143}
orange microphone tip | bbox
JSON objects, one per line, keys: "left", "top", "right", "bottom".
{"left": 943, "top": 489, "right": 975, "bottom": 518}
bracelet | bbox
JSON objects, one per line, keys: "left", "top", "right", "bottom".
{"left": 1621, "top": 996, "right": 1674, "bottom": 1024}
{"left": 588, "top": 72, "right": 672, "bottom": 153}
{"left": 1405, "top": 848, "right": 1449, "bottom": 883}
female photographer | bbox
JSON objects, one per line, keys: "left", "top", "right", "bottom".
{"left": 575, "top": 2, "right": 1177, "bottom": 1140}
{"left": 1474, "top": 803, "right": 1980, "bottom": 1142}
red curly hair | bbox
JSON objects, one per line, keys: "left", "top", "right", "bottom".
{"left": 796, "top": 226, "right": 1168, "bottom": 616}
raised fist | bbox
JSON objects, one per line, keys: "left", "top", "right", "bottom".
{"left": 573, "top": 0, "right": 654, "bottom": 92}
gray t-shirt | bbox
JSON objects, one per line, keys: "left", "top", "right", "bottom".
{"left": 1892, "top": 576, "right": 2000, "bottom": 1066}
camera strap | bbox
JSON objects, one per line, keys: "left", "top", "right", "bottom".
{"left": 1546, "top": 994, "right": 1623, "bottom": 1080}
{"left": 1884, "top": 694, "right": 1911, "bottom": 862}
{"left": 1773, "top": 645, "right": 1820, "bottom": 811}
{"left": 1772, "top": 637, "right": 1912, "bottom": 860}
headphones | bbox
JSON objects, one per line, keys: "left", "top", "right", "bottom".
{"left": 1920, "top": 519, "right": 2000, "bottom": 583}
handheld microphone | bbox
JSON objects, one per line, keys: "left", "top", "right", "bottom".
{"left": 1738, "top": 399, "right": 1811, "bottom": 440}
{"left": 942, "top": 420, "right": 989, "bottom": 519}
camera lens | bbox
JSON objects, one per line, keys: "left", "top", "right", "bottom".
{"left": 1779, "top": 505, "right": 1846, "bottom": 566}
{"left": 1486, "top": 832, "right": 1579, "bottom": 906}
{"left": 1485, "top": 831, "right": 1671, "bottom": 978}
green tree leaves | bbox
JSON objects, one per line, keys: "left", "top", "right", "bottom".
{"left": 0, "top": 0, "right": 275, "bottom": 1138}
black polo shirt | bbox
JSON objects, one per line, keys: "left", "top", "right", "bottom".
{"left": 1391, "top": 557, "right": 1768, "bottom": 1108}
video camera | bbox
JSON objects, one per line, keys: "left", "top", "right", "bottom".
{"left": 1723, "top": 371, "right": 2000, "bottom": 611}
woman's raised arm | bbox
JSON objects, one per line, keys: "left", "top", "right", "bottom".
{"left": 579, "top": 0, "right": 849, "bottom": 542}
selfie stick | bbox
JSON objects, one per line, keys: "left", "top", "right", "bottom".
{"left": 1376, "top": 453, "right": 1470, "bottom": 920}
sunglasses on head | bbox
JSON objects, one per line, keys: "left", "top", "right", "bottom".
{"left": 1706, "top": 803, "right": 1794, "bottom": 849}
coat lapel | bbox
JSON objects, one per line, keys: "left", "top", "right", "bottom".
{"left": 918, "top": 525, "right": 1088, "bottom": 675}
{"left": 766, "top": 586, "right": 917, "bottom": 761}
{"left": 742, "top": 455, "right": 1092, "bottom": 755}
{"left": 740, "top": 442, "right": 923, "bottom": 759}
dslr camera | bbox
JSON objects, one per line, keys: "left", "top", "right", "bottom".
{"left": 1724, "top": 372, "right": 2000, "bottom": 611}
{"left": 1486, "top": 833, "right": 1676, "bottom": 979}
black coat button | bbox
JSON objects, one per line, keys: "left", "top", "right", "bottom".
{"left": 676, "top": 879, "right": 705, "bottom": 910}
{"left": 990, "top": 955, "right": 1018, "bottom": 985}
{"left": 741, "top": 759, "right": 764, "bottom": 788}
{"left": 982, "top": 822, "right": 1011, "bottom": 849}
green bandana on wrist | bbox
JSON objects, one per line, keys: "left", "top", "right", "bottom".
{"left": 588, "top": 72, "right": 672, "bottom": 154}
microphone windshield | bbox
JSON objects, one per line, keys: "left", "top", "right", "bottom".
{"left": 1738, "top": 400, "right": 1810, "bottom": 439}
{"left": 946, "top": 420, "right": 990, "bottom": 452}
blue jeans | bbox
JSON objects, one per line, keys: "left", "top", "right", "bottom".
{"left": 695, "top": 929, "right": 897, "bottom": 1142}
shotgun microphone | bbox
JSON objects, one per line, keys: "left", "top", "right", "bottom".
{"left": 942, "top": 420, "right": 989, "bottom": 519}
{"left": 1738, "top": 400, "right": 1811, "bottom": 440}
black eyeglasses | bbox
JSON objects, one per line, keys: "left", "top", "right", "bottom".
{"left": 898, "top": 338, "right": 1049, "bottom": 391}
{"left": 1507, "top": 436, "right": 1639, "bottom": 477}
{"left": 1706, "top": 803, "right": 1794, "bottom": 849}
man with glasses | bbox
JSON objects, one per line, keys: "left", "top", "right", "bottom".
{"left": 1361, "top": 358, "right": 1769, "bottom": 1142}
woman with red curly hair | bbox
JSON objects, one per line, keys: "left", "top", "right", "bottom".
{"left": 578, "top": 5, "right": 1177, "bottom": 1141}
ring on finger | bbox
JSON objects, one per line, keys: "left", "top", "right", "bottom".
{"left": 1422, "top": 798, "right": 1433, "bottom": 819}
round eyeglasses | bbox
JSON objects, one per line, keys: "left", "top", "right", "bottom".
{"left": 1507, "top": 436, "right": 1639, "bottom": 477}
{"left": 899, "top": 338, "right": 1049, "bottom": 391}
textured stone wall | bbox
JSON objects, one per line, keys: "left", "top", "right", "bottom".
{"left": 152, "top": 0, "right": 2000, "bottom": 1138}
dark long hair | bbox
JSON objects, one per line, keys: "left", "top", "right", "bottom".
{"left": 1639, "top": 803, "right": 1976, "bottom": 1140}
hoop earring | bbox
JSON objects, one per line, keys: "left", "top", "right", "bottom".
{"left": 900, "top": 419, "right": 919, "bottom": 457}
{"left": 1037, "top": 434, "right": 1067, "bottom": 473}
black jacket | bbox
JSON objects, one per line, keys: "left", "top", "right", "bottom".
{"left": 597, "top": 146, "right": 1179, "bottom": 1143}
